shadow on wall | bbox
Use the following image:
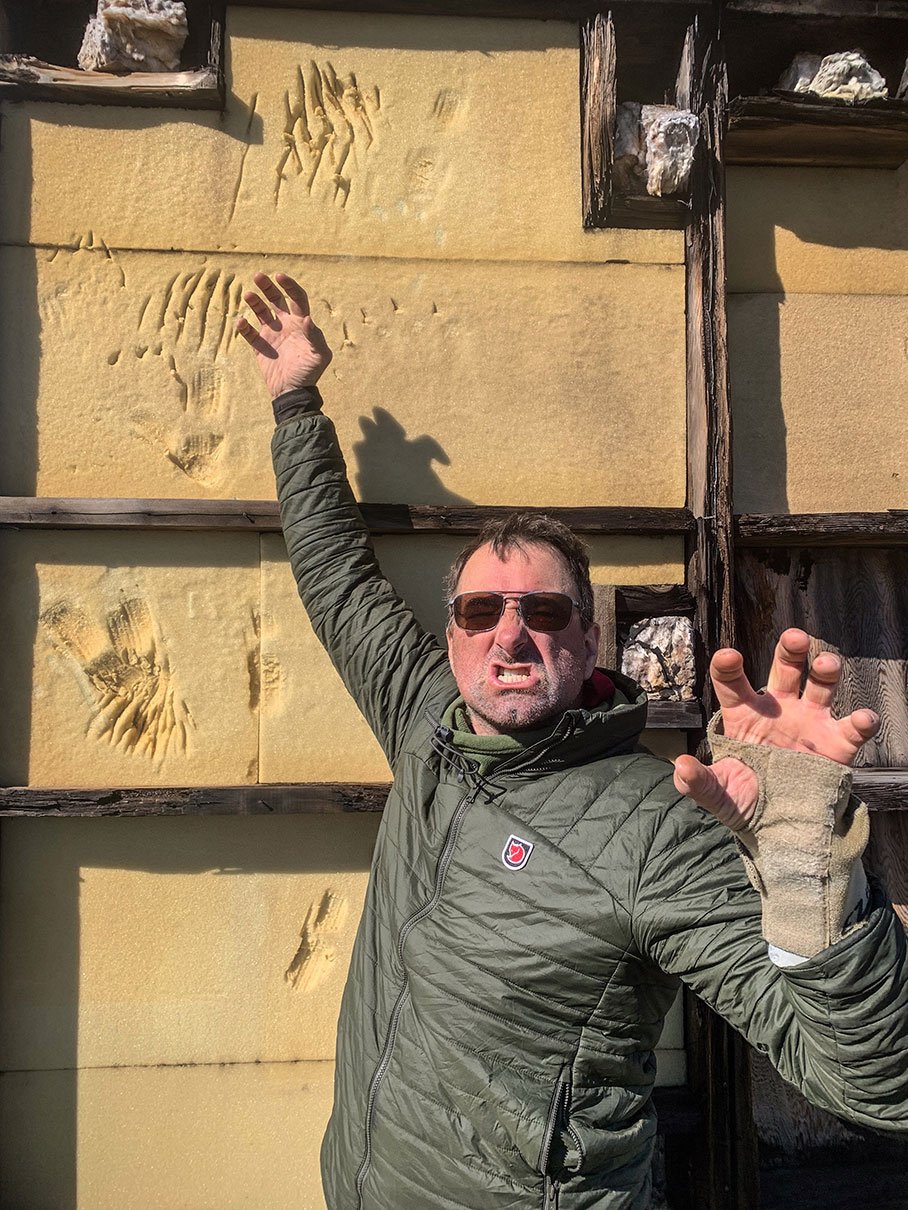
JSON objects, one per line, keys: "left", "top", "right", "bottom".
{"left": 726, "top": 164, "right": 908, "bottom": 514}
{"left": 353, "top": 407, "right": 473, "bottom": 506}
{"left": 0, "top": 813, "right": 381, "bottom": 1208}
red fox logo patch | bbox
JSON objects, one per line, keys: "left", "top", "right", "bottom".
{"left": 502, "top": 834, "right": 534, "bottom": 871}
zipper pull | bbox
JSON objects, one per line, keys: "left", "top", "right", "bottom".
{"left": 544, "top": 1175, "right": 559, "bottom": 1210}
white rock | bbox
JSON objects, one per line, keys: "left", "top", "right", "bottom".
{"left": 777, "top": 53, "right": 824, "bottom": 93}
{"left": 613, "top": 102, "right": 699, "bottom": 198}
{"left": 810, "top": 52, "right": 887, "bottom": 101}
{"left": 777, "top": 51, "right": 887, "bottom": 103}
{"left": 621, "top": 616, "right": 696, "bottom": 702}
{"left": 897, "top": 55, "right": 908, "bottom": 99}
{"left": 78, "top": 0, "right": 189, "bottom": 73}
{"left": 641, "top": 106, "right": 699, "bottom": 197}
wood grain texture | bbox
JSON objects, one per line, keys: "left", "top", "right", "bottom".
{"left": 727, "top": 96, "right": 908, "bottom": 169}
{"left": 580, "top": 11, "right": 615, "bottom": 229}
{"left": 737, "top": 513, "right": 908, "bottom": 547}
{"left": 0, "top": 58, "right": 221, "bottom": 109}
{"left": 0, "top": 498, "right": 696, "bottom": 537}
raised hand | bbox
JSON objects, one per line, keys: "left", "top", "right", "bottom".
{"left": 236, "top": 272, "right": 333, "bottom": 398}
{"left": 673, "top": 628, "right": 880, "bottom": 830}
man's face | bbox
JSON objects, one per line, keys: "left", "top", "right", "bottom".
{"left": 446, "top": 542, "right": 600, "bottom": 736}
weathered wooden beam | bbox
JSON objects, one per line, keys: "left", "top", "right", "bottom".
{"left": 615, "top": 584, "right": 695, "bottom": 615}
{"left": 0, "top": 783, "right": 390, "bottom": 818}
{"left": 727, "top": 96, "right": 908, "bottom": 170}
{"left": 855, "top": 769, "right": 908, "bottom": 811}
{"left": 679, "top": 24, "right": 737, "bottom": 691}
{"left": 580, "top": 11, "right": 616, "bottom": 228}
{"left": 0, "top": 57, "right": 221, "bottom": 108}
{"left": 725, "top": 0, "right": 908, "bottom": 17}
{"left": 678, "top": 20, "right": 758, "bottom": 1210}
{"left": 0, "top": 497, "right": 696, "bottom": 537}
{"left": 736, "top": 512, "right": 908, "bottom": 547}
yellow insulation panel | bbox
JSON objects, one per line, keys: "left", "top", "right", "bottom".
{"left": 0, "top": 8, "right": 682, "bottom": 267}
{"left": 0, "top": 245, "right": 686, "bottom": 505}
{"left": 0, "top": 1061, "right": 334, "bottom": 1210}
{"left": 0, "top": 815, "right": 380, "bottom": 1070}
{"left": 729, "top": 293, "right": 908, "bottom": 514}
{"left": 726, "top": 166, "right": 908, "bottom": 296}
{"left": 0, "top": 530, "right": 261, "bottom": 788}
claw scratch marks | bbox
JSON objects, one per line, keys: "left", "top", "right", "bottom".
{"left": 113, "top": 265, "right": 240, "bottom": 485}
{"left": 284, "top": 891, "right": 348, "bottom": 993}
{"left": 228, "top": 92, "right": 260, "bottom": 224}
{"left": 41, "top": 595, "right": 194, "bottom": 762}
{"left": 432, "top": 88, "right": 464, "bottom": 128}
{"left": 276, "top": 60, "right": 381, "bottom": 209}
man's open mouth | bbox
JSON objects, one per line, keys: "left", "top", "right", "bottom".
{"left": 490, "top": 663, "right": 538, "bottom": 688}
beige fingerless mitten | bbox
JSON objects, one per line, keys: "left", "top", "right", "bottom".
{"left": 707, "top": 713, "right": 870, "bottom": 958}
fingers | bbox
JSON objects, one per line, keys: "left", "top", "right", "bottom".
{"left": 252, "top": 272, "right": 290, "bottom": 314}
{"left": 766, "top": 627, "right": 810, "bottom": 697}
{"left": 274, "top": 273, "right": 311, "bottom": 318}
{"left": 837, "top": 707, "right": 881, "bottom": 752}
{"left": 802, "top": 647, "right": 841, "bottom": 710}
{"left": 234, "top": 315, "right": 277, "bottom": 358}
{"left": 673, "top": 754, "right": 759, "bottom": 830}
{"left": 243, "top": 288, "right": 280, "bottom": 330}
{"left": 709, "top": 646, "right": 760, "bottom": 712}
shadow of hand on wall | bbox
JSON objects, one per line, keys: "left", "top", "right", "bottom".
{"left": 352, "top": 407, "right": 473, "bottom": 506}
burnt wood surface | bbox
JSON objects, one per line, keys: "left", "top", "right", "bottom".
{"left": 737, "top": 512, "right": 908, "bottom": 546}
{"left": 678, "top": 21, "right": 758, "bottom": 1210}
{"left": 580, "top": 11, "right": 615, "bottom": 228}
{"left": 0, "top": 497, "right": 696, "bottom": 536}
{"left": 5, "top": 760, "right": 906, "bottom": 819}
{"left": 727, "top": 96, "right": 908, "bottom": 169}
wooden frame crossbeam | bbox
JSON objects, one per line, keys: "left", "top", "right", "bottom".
{"left": 0, "top": 497, "right": 696, "bottom": 537}
{"left": 737, "top": 513, "right": 908, "bottom": 546}
{"left": 2, "top": 766, "right": 902, "bottom": 818}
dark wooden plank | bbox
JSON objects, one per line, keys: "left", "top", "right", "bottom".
{"left": 727, "top": 96, "right": 908, "bottom": 170}
{"left": 652, "top": 1087, "right": 702, "bottom": 1136}
{"left": 646, "top": 699, "right": 703, "bottom": 728}
{"left": 726, "top": 0, "right": 908, "bottom": 15}
{"left": 681, "top": 23, "right": 737, "bottom": 693}
{"left": 580, "top": 11, "right": 615, "bottom": 229}
{"left": 679, "top": 20, "right": 759, "bottom": 1210}
{"left": 615, "top": 584, "right": 695, "bottom": 616}
{"left": 0, "top": 783, "right": 390, "bottom": 817}
{"left": 0, "top": 57, "right": 221, "bottom": 109}
{"left": 0, "top": 497, "right": 696, "bottom": 536}
{"left": 609, "top": 194, "right": 690, "bottom": 230}
{"left": 854, "top": 769, "right": 908, "bottom": 811}
{"left": 737, "top": 512, "right": 908, "bottom": 547}
{"left": 219, "top": 0, "right": 709, "bottom": 14}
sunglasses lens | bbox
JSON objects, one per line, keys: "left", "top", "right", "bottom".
{"left": 451, "top": 592, "right": 575, "bottom": 632}
{"left": 521, "top": 593, "right": 574, "bottom": 631}
{"left": 453, "top": 593, "right": 505, "bottom": 631}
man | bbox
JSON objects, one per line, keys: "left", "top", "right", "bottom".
{"left": 238, "top": 272, "right": 908, "bottom": 1210}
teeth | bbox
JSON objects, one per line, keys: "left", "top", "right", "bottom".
{"left": 498, "top": 670, "right": 530, "bottom": 683}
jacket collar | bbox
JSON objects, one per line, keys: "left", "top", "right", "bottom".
{"left": 441, "top": 669, "right": 648, "bottom": 778}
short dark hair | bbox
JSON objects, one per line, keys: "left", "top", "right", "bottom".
{"left": 444, "top": 513, "right": 595, "bottom": 628}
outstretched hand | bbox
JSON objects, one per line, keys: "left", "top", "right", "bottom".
{"left": 236, "top": 272, "right": 333, "bottom": 398}
{"left": 673, "top": 628, "right": 880, "bottom": 830}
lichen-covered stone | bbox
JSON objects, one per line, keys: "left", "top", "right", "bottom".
{"left": 613, "top": 103, "right": 699, "bottom": 198}
{"left": 78, "top": 0, "right": 188, "bottom": 73}
{"left": 621, "top": 616, "right": 696, "bottom": 701}
{"left": 776, "top": 51, "right": 887, "bottom": 102}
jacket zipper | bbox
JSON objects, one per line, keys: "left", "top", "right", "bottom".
{"left": 539, "top": 1066, "right": 584, "bottom": 1210}
{"left": 353, "top": 779, "right": 480, "bottom": 1209}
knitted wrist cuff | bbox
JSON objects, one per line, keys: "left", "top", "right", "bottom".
{"left": 707, "top": 711, "right": 869, "bottom": 957}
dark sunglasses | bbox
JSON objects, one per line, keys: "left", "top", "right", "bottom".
{"left": 448, "top": 591, "right": 581, "bottom": 633}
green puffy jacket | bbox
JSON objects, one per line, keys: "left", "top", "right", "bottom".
{"left": 273, "top": 398, "right": 908, "bottom": 1210}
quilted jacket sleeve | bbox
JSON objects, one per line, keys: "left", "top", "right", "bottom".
{"left": 271, "top": 404, "right": 453, "bottom": 765}
{"left": 632, "top": 781, "right": 908, "bottom": 1132}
